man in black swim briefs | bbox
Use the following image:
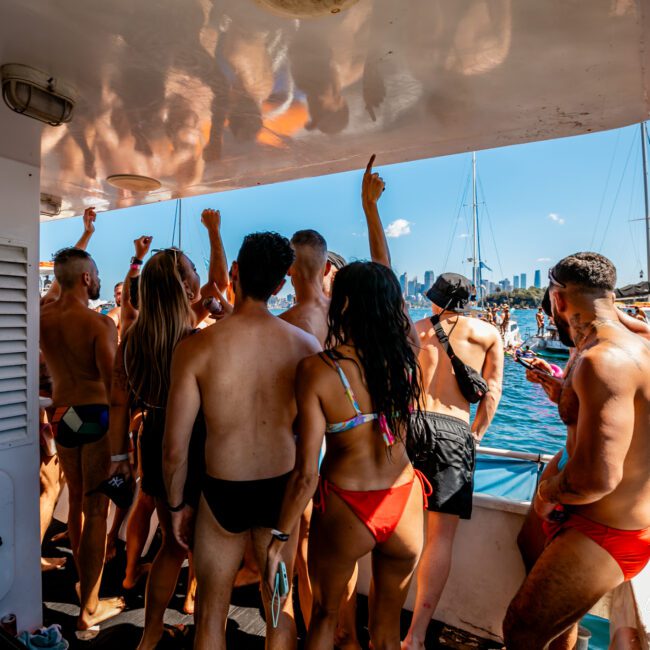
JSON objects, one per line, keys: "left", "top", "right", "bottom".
{"left": 40, "top": 246, "right": 125, "bottom": 632}
{"left": 163, "top": 232, "right": 320, "bottom": 650}
{"left": 402, "top": 273, "right": 504, "bottom": 650}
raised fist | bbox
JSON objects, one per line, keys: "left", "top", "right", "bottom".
{"left": 362, "top": 154, "right": 385, "bottom": 208}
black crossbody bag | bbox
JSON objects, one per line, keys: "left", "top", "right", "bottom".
{"left": 430, "top": 315, "right": 489, "bottom": 403}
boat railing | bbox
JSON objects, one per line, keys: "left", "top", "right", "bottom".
{"left": 477, "top": 445, "right": 555, "bottom": 464}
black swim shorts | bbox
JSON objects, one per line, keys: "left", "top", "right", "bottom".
{"left": 409, "top": 411, "right": 475, "bottom": 520}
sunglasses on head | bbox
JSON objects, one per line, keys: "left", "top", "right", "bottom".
{"left": 548, "top": 268, "right": 566, "bottom": 289}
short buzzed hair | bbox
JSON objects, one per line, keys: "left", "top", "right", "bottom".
{"left": 291, "top": 229, "right": 328, "bottom": 276}
{"left": 552, "top": 252, "right": 616, "bottom": 292}
{"left": 53, "top": 247, "right": 94, "bottom": 289}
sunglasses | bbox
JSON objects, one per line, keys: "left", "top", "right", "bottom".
{"left": 548, "top": 268, "right": 566, "bottom": 289}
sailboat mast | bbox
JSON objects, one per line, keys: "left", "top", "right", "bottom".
{"left": 472, "top": 151, "right": 479, "bottom": 303}
{"left": 641, "top": 122, "right": 650, "bottom": 284}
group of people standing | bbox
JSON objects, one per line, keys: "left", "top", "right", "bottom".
{"left": 37, "top": 156, "right": 650, "bottom": 650}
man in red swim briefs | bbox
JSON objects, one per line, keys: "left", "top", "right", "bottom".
{"left": 504, "top": 252, "right": 650, "bottom": 649}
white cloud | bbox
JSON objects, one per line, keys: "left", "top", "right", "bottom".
{"left": 548, "top": 212, "right": 565, "bottom": 225}
{"left": 458, "top": 233, "right": 470, "bottom": 239}
{"left": 385, "top": 219, "right": 412, "bottom": 238}
{"left": 537, "top": 257, "right": 552, "bottom": 262}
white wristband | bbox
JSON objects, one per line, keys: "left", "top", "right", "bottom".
{"left": 111, "top": 453, "right": 129, "bottom": 462}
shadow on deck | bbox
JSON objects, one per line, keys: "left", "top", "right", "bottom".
{"left": 40, "top": 521, "right": 500, "bottom": 649}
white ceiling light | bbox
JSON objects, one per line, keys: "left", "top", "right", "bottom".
{"left": 1, "top": 63, "right": 76, "bottom": 126}
{"left": 106, "top": 174, "right": 162, "bottom": 192}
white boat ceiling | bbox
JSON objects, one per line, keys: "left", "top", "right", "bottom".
{"left": 1, "top": 0, "right": 649, "bottom": 221}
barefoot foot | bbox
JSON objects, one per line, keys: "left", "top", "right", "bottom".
{"left": 41, "top": 556, "right": 67, "bottom": 572}
{"left": 78, "top": 596, "right": 126, "bottom": 631}
{"left": 122, "top": 562, "right": 151, "bottom": 590}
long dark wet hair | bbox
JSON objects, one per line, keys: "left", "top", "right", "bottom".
{"left": 326, "top": 261, "right": 424, "bottom": 448}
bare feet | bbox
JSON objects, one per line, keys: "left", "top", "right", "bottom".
{"left": 183, "top": 578, "right": 196, "bottom": 615}
{"left": 78, "top": 596, "right": 126, "bottom": 631}
{"left": 401, "top": 636, "right": 425, "bottom": 650}
{"left": 233, "top": 565, "right": 260, "bottom": 588}
{"left": 41, "top": 556, "right": 67, "bottom": 572}
{"left": 122, "top": 562, "right": 151, "bottom": 590}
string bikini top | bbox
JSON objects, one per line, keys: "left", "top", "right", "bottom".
{"left": 320, "top": 350, "right": 395, "bottom": 446}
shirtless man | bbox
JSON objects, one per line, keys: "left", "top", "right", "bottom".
{"left": 536, "top": 306, "right": 545, "bottom": 336}
{"left": 163, "top": 232, "right": 320, "bottom": 650}
{"left": 403, "top": 273, "right": 503, "bottom": 650}
{"left": 106, "top": 282, "right": 123, "bottom": 338}
{"left": 504, "top": 253, "right": 650, "bottom": 649}
{"left": 40, "top": 247, "right": 124, "bottom": 633}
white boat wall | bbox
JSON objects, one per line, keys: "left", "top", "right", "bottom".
{"left": 1, "top": 0, "right": 650, "bottom": 636}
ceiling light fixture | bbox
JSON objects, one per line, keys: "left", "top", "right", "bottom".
{"left": 1, "top": 63, "right": 76, "bottom": 126}
{"left": 106, "top": 174, "right": 162, "bottom": 193}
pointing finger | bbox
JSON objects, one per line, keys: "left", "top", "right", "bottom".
{"left": 365, "top": 154, "right": 376, "bottom": 176}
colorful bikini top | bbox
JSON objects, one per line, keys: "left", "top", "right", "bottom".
{"left": 321, "top": 351, "right": 395, "bottom": 447}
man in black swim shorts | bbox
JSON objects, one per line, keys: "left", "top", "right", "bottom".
{"left": 402, "top": 273, "right": 504, "bottom": 650}
{"left": 163, "top": 232, "right": 320, "bottom": 650}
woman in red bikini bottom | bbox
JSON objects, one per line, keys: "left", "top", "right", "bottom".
{"left": 266, "top": 261, "right": 430, "bottom": 649}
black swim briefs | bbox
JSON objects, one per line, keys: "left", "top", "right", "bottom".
{"left": 51, "top": 404, "right": 109, "bottom": 448}
{"left": 409, "top": 411, "right": 475, "bottom": 520}
{"left": 202, "top": 472, "right": 291, "bottom": 534}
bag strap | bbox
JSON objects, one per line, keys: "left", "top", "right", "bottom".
{"left": 430, "top": 314, "right": 457, "bottom": 361}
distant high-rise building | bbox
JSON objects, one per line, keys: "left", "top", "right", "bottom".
{"left": 513, "top": 276, "right": 520, "bottom": 290}
{"left": 499, "top": 279, "right": 512, "bottom": 292}
{"left": 424, "top": 270, "right": 435, "bottom": 290}
{"left": 520, "top": 273, "right": 527, "bottom": 290}
{"left": 407, "top": 278, "right": 416, "bottom": 296}
{"left": 399, "top": 272, "right": 408, "bottom": 295}
{"left": 534, "top": 269, "right": 541, "bottom": 289}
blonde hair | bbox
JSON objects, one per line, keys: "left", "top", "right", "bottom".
{"left": 124, "top": 249, "right": 193, "bottom": 407}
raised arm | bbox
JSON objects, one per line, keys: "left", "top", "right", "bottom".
{"left": 616, "top": 308, "right": 650, "bottom": 341}
{"left": 362, "top": 154, "right": 391, "bottom": 268}
{"left": 192, "top": 209, "right": 230, "bottom": 325}
{"left": 472, "top": 329, "right": 504, "bottom": 441}
{"left": 41, "top": 207, "right": 96, "bottom": 304}
{"left": 265, "top": 357, "right": 326, "bottom": 596}
{"left": 108, "top": 342, "right": 133, "bottom": 480}
{"left": 163, "top": 338, "right": 201, "bottom": 549}
{"left": 120, "top": 236, "right": 153, "bottom": 336}
{"left": 537, "top": 351, "right": 635, "bottom": 511}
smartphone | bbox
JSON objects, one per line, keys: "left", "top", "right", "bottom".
{"left": 515, "top": 355, "right": 552, "bottom": 375}
{"left": 275, "top": 561, "right": 289, "bottom": 598}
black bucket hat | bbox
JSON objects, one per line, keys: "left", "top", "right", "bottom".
{"left": 426, "top": 273, "right": 472, "bottom": 310}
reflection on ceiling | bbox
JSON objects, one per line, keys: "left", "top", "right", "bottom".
{"left": 1, "top": 0, "right": 649, "bottom": 220}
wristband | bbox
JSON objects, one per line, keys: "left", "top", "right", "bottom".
{"left": 271, "top": 528, "right": 290, "bottom": 542}
{"left": 130, "top": 257, "right": 143, "bottom": 265}
{"left": 130, "top": 264, "right": 141, "bottom": 272}
{"left": 111, "top": 453, "right": 129, "bottom": 462}
{"left": 167, "top": 500, "right": 186, "bottom": 512}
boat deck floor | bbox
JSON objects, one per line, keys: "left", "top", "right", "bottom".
{"left": 41, "top": 521, "right": 500, "bottom": 649}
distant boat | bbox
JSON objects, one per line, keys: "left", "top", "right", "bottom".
{"left": 522, "top": 326, "right": 570, "bottom": 358}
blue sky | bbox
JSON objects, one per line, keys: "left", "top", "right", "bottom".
{"left": 41, "top": 124, "right": 649, "bottom": 300}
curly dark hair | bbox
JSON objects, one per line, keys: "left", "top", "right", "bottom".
{"left": 326, "top": 261, "right": 424, "bottom": 449}
{"left": 237, "top": 232, "right": 295, "bottom": 301}
{"left": 552, "top": 252, "right": 616, "bottom": 292}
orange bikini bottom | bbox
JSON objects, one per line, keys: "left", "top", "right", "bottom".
{"left": 544, "top": 511, "right": 650, "bottom": 581}
{"left": 315, "top": 470, "right": 432, "bottom": 544}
